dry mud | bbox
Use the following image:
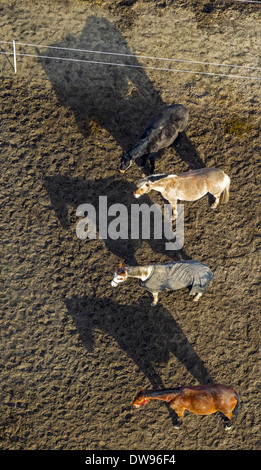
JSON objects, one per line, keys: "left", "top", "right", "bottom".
{"left": 0, "top": 0, "right": 260, "bottom": 450}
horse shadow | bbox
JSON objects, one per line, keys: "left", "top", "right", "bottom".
{"left": 44, "top": 174, "right": 189, "bottom": 265}
{"left": 65, "top": 295, "right": 213, "bottom": 425}
{"left": 175, "top": 131, "right": 205, "bottom": 170}
{"left": 38, "top": 15, "right": 204, "bottom": 172}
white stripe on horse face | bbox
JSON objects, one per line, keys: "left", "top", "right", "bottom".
{"left": 111, "top": 272, "right": 126, "bottom": 287}
{"left": 134, "top": 181, "right": 151, "bottom": 198}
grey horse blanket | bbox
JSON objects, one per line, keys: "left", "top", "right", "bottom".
{"left": 141, "top": 261, "right": 214, "bottom": 295}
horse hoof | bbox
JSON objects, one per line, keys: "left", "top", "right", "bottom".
{"left": 225, "top": 424, "right": 232, "bottom": 431}
{"left": 193, "top": 293, "right": 202, "bottom": 302}
{"left": 151, "top": 302, "right": 157, "bottom": 307}
{"left": 174, "top": 422, "right": 182, "bottom": 429}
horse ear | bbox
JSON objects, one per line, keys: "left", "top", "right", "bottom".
{"left": 118, "top": 263, "right": 126, "bottom": 274}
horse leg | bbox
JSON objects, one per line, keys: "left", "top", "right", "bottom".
{"left": 149, "top": 155, "right": 155, "bottom": 174}
{"left": 222, "top": 414, "right": 233, "bottom": 430}
{"left": 171, "top": 203, "right": 177, "bottom": 220}
{"left": 151, "top": 292, "right": 158, "bottom": 306}
{"left": 170, "top": 403, "right": 185, "bottom": 429}
{"left": 211, "top": 192, "right": 222, "bottom": 209}
{"left": 137, "top": 155, "right": 153, "bottom": 177}
{"left": 223, "top": 418, "right": 232, "bottom": 430}
{"left": 222, "top": 409, "right": 235, "bottom": 430}
{"left": 174, "top": 417, "right": 183, "bottom": 429}
{"left": 172, "top": 132, "right": 181, "bottom": 148}
{"left": 221, "top": 393, "right": 239, "bottom": 429}
{"left": 136, "top": 155, "right": 148, "bottom": 174}
{"left": 193, "top": 292, "right": 203, "bottom": 302}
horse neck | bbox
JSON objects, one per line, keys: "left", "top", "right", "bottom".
{"left": 150, "top": 176, "right": 175, "bottom": 192}
{"left": 149, "top": 181, "right": 165, "bottom": 192}
{"left": 126, "top": 266, "right": 153, "bottom": 281}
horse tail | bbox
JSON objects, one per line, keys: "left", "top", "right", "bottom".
{"left": 219, "top": 174, "right": 230, "bottom": 204}
{"left": 232, "top": 391, "right": 240, "bottom": 417}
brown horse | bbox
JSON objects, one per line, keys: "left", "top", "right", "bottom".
{"left": 134, "top": 167, "right": 230, "bottom": 219}
{"left": 133, "top": 384, "right": 240, "bottom": 429}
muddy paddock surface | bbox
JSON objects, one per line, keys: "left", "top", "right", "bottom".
{"left": 1, "top": 0, "right": 260, "bottom": 451}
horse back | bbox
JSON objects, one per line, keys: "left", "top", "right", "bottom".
{"left": 142, "top": 104, "right": 189, "bottom": 151}
{"left": 186, "top": 383, "right": 237, "bottom": 399}
{"left": 179, "top": 167, "right": 226, "bottom": 182}
{"left": 175, "top": 384, "right": 238, "bottom": 415}
{"left": 172, "top": 168, "right": 228, "bottom": 199}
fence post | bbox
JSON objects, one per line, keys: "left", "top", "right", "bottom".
{"left": 13, "top": 40, "right": 17, "bottom": 73}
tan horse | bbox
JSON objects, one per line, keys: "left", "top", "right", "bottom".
{"left": 133, "top": 384, "right": 240, "bottom": 429}
{"left": 134, "top": 167, "right": 230, "bottom": 219}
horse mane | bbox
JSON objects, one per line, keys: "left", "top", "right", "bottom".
{"left": 136, "top": 174, "right": 170, "bottom": 188}
{"left": 148, "top": 174, "right": 169, "bottom": 183}
{"left": 144, "top": 388, "right": 183, "bottom": 398}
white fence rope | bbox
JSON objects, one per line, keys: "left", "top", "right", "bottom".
{"left": 12, "top": 41, "right": 261, "bottom": 72}
{"left": 0, "top": 40, "right": 260, "bottom": 71}
{"left": 0, "top": 40, "right": 260, "bottom": 81}
{"left": 233, "top": 1, "right": 260, "bottom": 4}
{"left": 13, "top": 40, "right": 17, "bottom": 74}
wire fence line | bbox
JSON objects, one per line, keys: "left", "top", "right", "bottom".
{"left": 3, "top": 40, "right": 261, "bottom": 72}
{"left": 0, "top": 39, "right": 261, "bottom": 81}
{"left": 233, "top": 0, "right": 261, "bottom": 4}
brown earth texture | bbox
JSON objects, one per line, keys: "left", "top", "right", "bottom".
{"left": 0, "top": 0, "right": 260, "bottom": 452}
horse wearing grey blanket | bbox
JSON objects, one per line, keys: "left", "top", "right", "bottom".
{"left": 111, "top": 260, "right": 214, "bottom": 306}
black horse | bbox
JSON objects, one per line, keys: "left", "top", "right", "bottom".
{"left": 120, "top": 103, "right": 189, "bottom": 176}
{"left": 38, "top": 17, "right": 203, "bottom": 175}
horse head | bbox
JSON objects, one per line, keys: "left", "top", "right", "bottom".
{"left": 111, "top": 263, "right": 128, "bottom": 287}
{"left": 133, "top": 389, "right": 148, "bottom": 407}
{"left": 119, "top": 154, "right": 132, "bottom": 174}
{"left": 133, "top": 178, "right": 152, "bottom": 198}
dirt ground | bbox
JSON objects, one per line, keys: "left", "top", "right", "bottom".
{"left": 0, "top": 0, "right": 260, "bottom": 451}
